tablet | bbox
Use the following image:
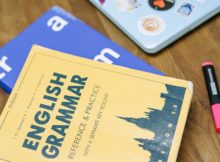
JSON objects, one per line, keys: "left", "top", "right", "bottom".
{"left": 90, "top": 0, "right": 220, "bottom": 54}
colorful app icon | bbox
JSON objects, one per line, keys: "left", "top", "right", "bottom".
{"left": 177, "top": 2, "right": 195, "bottom": 17}
{"left": 149, "top": 0, "right": 175, "bottom": 11}
{"left": 137, "top": 15, "right": 165, "bottom": 36}
{"left": 99, "top": 0, "right": 106, "bottom": 5}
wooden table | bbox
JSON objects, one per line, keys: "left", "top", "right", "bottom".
{"left": 0, "top": 1, "right": 220, "bottom": 161}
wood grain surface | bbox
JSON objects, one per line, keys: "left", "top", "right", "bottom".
{"left": 0, "top": 0, "right": 220, "bottom": 162}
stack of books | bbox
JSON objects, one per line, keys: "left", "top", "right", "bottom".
{"left": 0, "top": 6, "right": 192, "bottom": 162}
{"left": 0, "top": 6, "right": 162, "bottom": 93}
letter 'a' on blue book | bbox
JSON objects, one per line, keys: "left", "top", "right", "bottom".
{"left": 0, "top": 6, "right": 163, "bottom": 93}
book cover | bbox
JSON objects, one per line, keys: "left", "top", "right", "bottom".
{"left": 0, "top": 6, "right": 162, "bottom": 93}
{"left": 0, "top": 46, "right": 192, "bottom": 162}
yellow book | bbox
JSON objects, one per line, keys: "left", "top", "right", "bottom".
{"left": 0, "top": 45, "right": 193, "bottom": 162}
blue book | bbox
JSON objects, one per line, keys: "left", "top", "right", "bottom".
{"left": 0, "top": 6, "right": 163, "bottom": 93}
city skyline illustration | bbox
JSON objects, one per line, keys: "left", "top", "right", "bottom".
{"left": 119, "top": 84, "right": 186, "bottom": 162}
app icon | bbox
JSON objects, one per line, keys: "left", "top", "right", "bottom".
{"left": 177, "top": 2, "right": 195, "bottom": 17}
{"left": 99, "top": 0, "right": 106, "bottom": 5}
{"left": 149, "top": 0, "right": 175, "bottom": 11}
{"left": 137, "top": 15, "right": 165, "bottom": 36}
{"left": 116, "top": 0, "right": 141, "bottom": 12}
